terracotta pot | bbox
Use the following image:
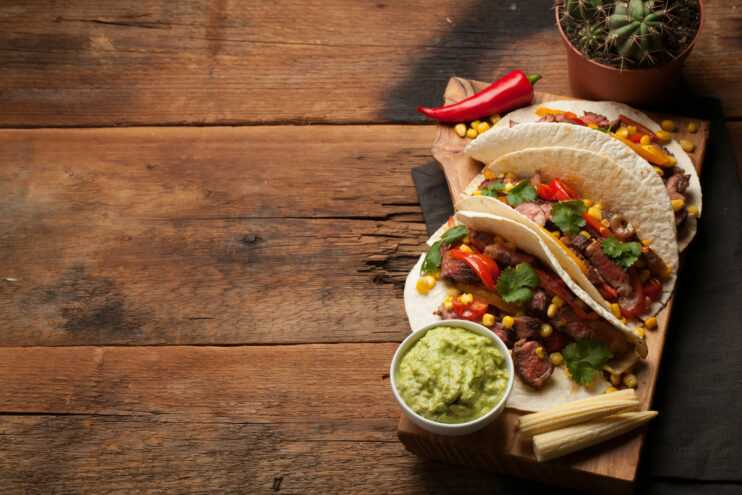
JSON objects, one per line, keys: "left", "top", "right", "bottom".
{"left": 555, "top": 2, "right": 704, "bottom": 106}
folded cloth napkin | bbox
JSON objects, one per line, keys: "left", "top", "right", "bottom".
{"left": 410, "top": 97, "right": 741, "bottom": 491}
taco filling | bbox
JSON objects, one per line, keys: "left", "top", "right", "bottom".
{"left": 472, "top": 171, "right": 670, "bottom": 321}
{"left": 420, "top": 223, "right": 630, "bottom": 391}
{"left": 515, "top": 108, "right": 693, "bottom": 228}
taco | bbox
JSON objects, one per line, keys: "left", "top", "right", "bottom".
{"left": 458, "top": 146, "right": 678, "bottom": 324}
{"left": 404, "top": 211, "right": 646, "bottom": 412}
{"left": 466, "top": 100, "right": 701, "bottom": 250}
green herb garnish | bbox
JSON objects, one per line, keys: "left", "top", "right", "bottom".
{"left": 420, "top": 225, "right": 469, "bottom": 274}
{"left": 602, "top": 237, "right": 642, "bottom": 269}
{"left": 440, "top": 225, "right": 468, "bottom": 245}
{"left": 496, "top": 262, "right": 539, "bottom": 305}
{"left": 551, "top": 200, "right": 587, "bottom": 236}
{"left": 506, "top": 180, "right": 537, "bottom": 207}
{"left": 480, "top": 181, "right": 506, "bottom": 197}
{"left": 563, "top": 340, "right": 613, "bottom": 386}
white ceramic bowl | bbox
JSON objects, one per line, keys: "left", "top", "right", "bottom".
{"left": 390, "top": 319, "right": 514, "bottom": 436}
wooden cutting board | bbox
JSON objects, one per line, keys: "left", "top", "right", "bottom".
{"left": 397, "top": 77, "right": 709, "bottom": 495}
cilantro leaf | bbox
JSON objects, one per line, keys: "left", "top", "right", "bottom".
{"left": 496, "top": 263, "right": 539, "bottom": 305}
{"left": 562, "top": 340, "right": 613, "bottom": 386}
{"left": 480, "top": 181, "right": 506, "bottom": 197}
{"left": 602, "top": 237, "right": 642, "bottom": 269}
{"left": 421, "top": 240, "right": 442, "bottom": 275}
{"left": 506, "top": 180, "right": 537, "bottom": 207}
{"left": 440, "top": 225, "right": 468, "bottom": 245}
{"left": 551, "top": 200, "right": 587, "bottom": 236}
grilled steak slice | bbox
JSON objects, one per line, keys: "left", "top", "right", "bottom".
{"left": 491, "top": 322, "right": 512, "bottom": 348}
{"left": 569, "top": 234, "right": 591, "bottom": 253}
{"left": 514, "top": 316, "right": 543, "bottom": 340}
{"left": 585, "top": 240, "right": 631, "bottom": 296}
{"left": 543, "top": 330, "right": 570, "bottom": 353}
{"left": 515, "top": 201, "right": 552, "bottom": 227}
{"left": 469, "top": 230, "right": 494, "bottom": 252}
{"left": 567, "top": 235, "right": 607, "bottom": 286}
{"left": 440, "top": 249, "right": 479, "bottom": 285}
{"left": 581, "top": 111, "right": 611, "bottom": 127}
{"left": 513, "top": 339, "right": 553, "bottom": 389}
{"left": 666, "top": 171, "right": 690, "bottom": 200}
{"left": 557, "top": 307, "right": 631, "bottom": 354}
{"left": 529, "top": 289, "right": 548, "bottom": 314}
{"left": 484, "top": 243, "right": 535, "bottom": 267}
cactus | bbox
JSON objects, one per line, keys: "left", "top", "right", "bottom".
{"left": 559, "top": 0, "right": 701, "bottom": 69}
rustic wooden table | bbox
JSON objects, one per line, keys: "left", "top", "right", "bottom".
{"left": 0, "top": 2, "right": 740, "bottom": 493}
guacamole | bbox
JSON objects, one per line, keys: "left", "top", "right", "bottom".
{"left": 395, "top": 326, "right": 509, "bottom": 423}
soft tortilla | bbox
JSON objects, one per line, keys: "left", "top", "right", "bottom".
{"left": 467, "top": 100, "right": 701, "bottom": 251}
{"left": 403, "top": 212, "right": 639, "bottom": 412}
{"left": 458, "top": 146, "right": 678, "bottom": 318}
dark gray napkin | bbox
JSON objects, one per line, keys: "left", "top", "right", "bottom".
{"left": 410, "top": 98, "right": 742, "bottom": 491}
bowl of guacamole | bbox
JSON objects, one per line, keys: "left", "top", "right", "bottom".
{"left": 390, "top": 320, "right": 514, "bottom": 436}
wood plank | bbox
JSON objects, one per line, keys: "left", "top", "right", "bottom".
{"left": 0, "top": 126, "right": 432, "bottom": 346}
{"left": 0, "top": 1, "right": 740, "bottom": 126}
{"left": 0, "top": 343, "right": 511, "bottom": 493}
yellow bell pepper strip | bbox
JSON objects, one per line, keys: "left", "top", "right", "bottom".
{"left": 613, "top": 135, "right": 674, "bottom": 167}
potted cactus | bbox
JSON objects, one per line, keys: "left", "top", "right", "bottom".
{"left": 556, "top": 0, "right": 703, "bottom": 105}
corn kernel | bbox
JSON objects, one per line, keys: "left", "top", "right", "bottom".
{"left": 471, "top": 120, "right": 481, "bottom": 128}
{"left": 466, "top": 128, "right": 478, "bottom": 139}
{"left": 547, "top": 303, "right": 558, "bottom": 319}
{"left": 535, "top": 346, "right": 545, "bottom": 359}
{"left": 671, "top": 198, "right": 685, "bottom": 211}
{"left": 623, "top": 373, "right": 638, "bottom": 388}
{"left": 459, "top": 244, "right": 473, "bottom": 254}
{"left": 687, "top": 205, "right": 699, "bottom": 217}
{"left": 687, "top": 121, "right": 699, "bottom": 133}
{"left": 454, "top": 123, "right": 467, "bottom": 138}
{"left": 416, "top": 275, "right": 436, "bottom": 294}
{"left": 605, "top": 386, "right": 619, "bottom": 394}
{"left": 679, "top": 139, "right": 695, "bottom": 153}
{"left": 640, "top": 134, "right": 652, "bottom": 145}
{"left": 661, "top": 119, "right": 676, "bottom": 132}
{"left": 610, "top": 303, "right": 621, "bottom": 318}
{"left": 587, "top": 205, "right": 602, "bottom": 220}
{"left": 634, "top": 327, "right": 646, "bottom": 338}
{"left": 483, "top": 169, "right": 496, "bottom": 180}
{"left": 490, "top": 114, "right": 501, "bottom": 125}
{"left": 610, "top": 373, "right": 622, "bottom": 386}
{"left": 627, "top": 125, "right": 637, "bottom": 135}
{"left": 549, "top": 352, "right": 564, "bottom": 366}
{"left": 655, "top": 130, "right": 671, "bottom": 143}
{"left": 582, "top": 199, "right": 593, "bottom": 207}
{"left": 645, "top": 316, "right": 658, "bottom": 330}
{"left": 579, "top": 230, "right": 591, "bottom": 239}
{"left": 639, "top": 269, "right": 651, "bottom": 283}
{"left": 482, "top": 313, "right": 495, "bottom": 327}
{"left": 615, "top": 127, "right": 629, "bottom": 139}
{"left": 459, "top": 293, "right": 473, "bottom": 305}
{"left": 540, "top": 323, "right": 553, "bottom": 338}
{"left": 641, "top": 239, "right": 652, "bottom": 247}
{"left": 443, "top": 295, "right": 454, "bottom": 310}
{"left": 477, "top": 121, "right": 491, "bottom": 133}
{"left": 502, "top": 315, "right": 514, "bottom": 329}
{"left": 473, "top": 190, "right": 482, "bottom": 196}
{"left": 654, "top": 166, "right": 664, "bottom": 175}
{"left": 552, "top": 296, "right": 564, "bottom": 308}
{"left": 504, "top": 182, "right": 515, "bottom": 193}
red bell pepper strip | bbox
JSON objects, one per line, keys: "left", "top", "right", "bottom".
{"left": 618, "top": 115, "right": 656, "bottom": 139}
{"left": 537, "top": 182, "right": 559, "bottom": 201}
{"left": 453, "top": 299, "right": 489, "bottom": 322}
{"left": 417, "top": 71, "right": 541, "bottom": 123}
{"left": 535, "top": 268, "right": 599, "bottom": 320}
{"left": 449, "top": 249, "right": 500, "bottom": 289}
{"left": 620, "top": 272, "right": 647, "bottom": 319}
{"left": 537, "top": 178, "right": 576, "bottom": 201}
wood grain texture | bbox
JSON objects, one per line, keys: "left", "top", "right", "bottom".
{"left": 0, "top": 0, "right": 740, "bottom": 126}
{"left": 0, "top": 126, "right": 433, "bottom": 346}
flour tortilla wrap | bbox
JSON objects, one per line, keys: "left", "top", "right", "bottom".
{"left": 404, "top": 211, "right": 645, "bottom": 412}
{"left": 459, "top": 146, "right": 678, "bottom": 319}
{"left": 466, "top": 101, "right": 701, "bottom": 251}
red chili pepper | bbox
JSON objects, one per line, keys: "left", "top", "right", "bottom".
{"left": 449, "top": 249, "right": 500, "bottom": 289}
{"left": 562, "top": 111, "right": 587, "bottom": 126}
{"left": 583, "top": 213, "right": 612, "bottom": 237}
{"left": 535, "top": 268, "right": 599, "bottom": 320}
{"left": 417, "top": 71, "right": 541, "bottom": 123}
{"left": 551, "top": 178, "right": 577, "bottom": 200}
{"left": 643, "top": 278, "right": 662, "bottom": 302}
{"left": 537, "top": 182, "right": 559, "bottom": 201}
{"left": 620, "top": 272, "right": 647, "bottom": 319}
{"left": 618, "top": 115, "right": 656, "bottom": 139}
{"left": 452, "top": 299, "right": 489, "bottom": 322}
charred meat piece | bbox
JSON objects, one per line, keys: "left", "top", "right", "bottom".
{"left": 491, "top": 322, "right": 512, "bottom": 348}
{"left": 569, "top": 233, "right": 591, "bottom": 253}
{"left": 469, "top": 230, "right": 494, "bottom": 252}
{"left": 440, "top": 249, "right": 480, "bottom": 285}
{"left": 515, "top": 201, "right": 552, "bottom": 227}
{"left": 529, "top": 289, "right": 548, "bottom": 314}
{"left": 674, "top": 205, "right": 688, "bottom": 227}
{"left": 484, "top": 242, "right": 535, "bottom": 267}
{"left": 557, "top": 307, "right": 631, "bottom": 355}
{"left": 581, "top": 111, "right": 611, "bottom": 127}
{"left": 514, "top": 316, "right": 543, "bottom": 340}
{"left": 513, "top": 339, "right": 554, "bottom": 389}
{"left": 543, "top": 330, "right": 570, "bottom": 353}
{"left": 585, "top": 240, "right": 631, "bottom": 296}
{"left": 569, "top": 235, "right": 608, "bottom": 285}
{"left": 666, "top": 171, "right": 690, "bottom": 200}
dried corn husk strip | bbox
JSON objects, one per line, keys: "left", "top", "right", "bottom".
{"left": 518, "top": 389, "right": 637, "bottom": 436}
{"left": 533, "top": 411, "right": 658, "bottom": 462}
